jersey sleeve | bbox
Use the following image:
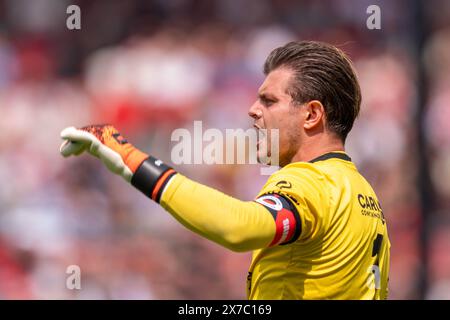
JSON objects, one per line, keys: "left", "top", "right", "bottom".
{"left": 255, "top": 163, "right": 329, "bottom": 243}
{"left": 159, "top": 174, "right": 277, "bottom": 252}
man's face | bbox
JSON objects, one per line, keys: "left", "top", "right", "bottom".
{"left": 248, "top": 67, "right": 304, "bottom": 167}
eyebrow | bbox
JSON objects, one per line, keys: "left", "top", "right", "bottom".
{"left": 258, "top": 92, "right": 277, "bottom": 100}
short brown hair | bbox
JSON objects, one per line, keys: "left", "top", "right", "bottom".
{"left": 264, "top": 41, "right": 361, "bottom": 141}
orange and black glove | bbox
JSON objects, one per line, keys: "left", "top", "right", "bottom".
{"left": 60, "top": 125, "right": 176, "bottom": 202}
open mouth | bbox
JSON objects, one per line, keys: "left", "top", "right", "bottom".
{"left": 252, "top": 124, "right": 272, "bottom": 165}
{"left": 253, "top": 124, "right": 266, "bottom": 151}
{"left": 253, "top": 124, "right": 261, "bottom": 148}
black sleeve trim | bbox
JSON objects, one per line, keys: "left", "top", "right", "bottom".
{"left": 131, "top": 156, "right": 175, "bottom": 202}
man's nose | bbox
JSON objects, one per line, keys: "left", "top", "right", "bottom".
{"left": 248, "top": 101, "right": 262, "bottom": 120}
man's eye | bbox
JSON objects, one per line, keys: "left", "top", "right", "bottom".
{"left": 261, "top": 98, "right": 274, "bottom": 106}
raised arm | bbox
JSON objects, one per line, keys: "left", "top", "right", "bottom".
{"left": 60, "top": 124, "right": 282, "bottom": 252}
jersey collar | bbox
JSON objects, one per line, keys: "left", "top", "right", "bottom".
{"left": 309, "top": 152, "right": 352, "bottom": 163}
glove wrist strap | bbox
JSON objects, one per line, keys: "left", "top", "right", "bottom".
{"left": 131, "top": 156, "right": 177, "bottom": 203}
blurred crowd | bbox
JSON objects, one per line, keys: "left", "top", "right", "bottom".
{"left": 0, "top": 0, "right": 449, "bottom": 299}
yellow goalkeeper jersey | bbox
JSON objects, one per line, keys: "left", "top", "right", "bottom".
{"left": 248, "top": 152, "right": 390, "bottom": 300}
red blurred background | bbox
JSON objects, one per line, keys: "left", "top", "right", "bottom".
{"left": 0, "top": 0, "right": 449, "bottom": 299}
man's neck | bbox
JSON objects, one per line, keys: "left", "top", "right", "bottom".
{"left": 289, "top": 135, "right": 345, "bottom": 164}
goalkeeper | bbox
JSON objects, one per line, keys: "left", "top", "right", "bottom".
{"left": 60, "top": 41, "right": 390, "bottom": 300}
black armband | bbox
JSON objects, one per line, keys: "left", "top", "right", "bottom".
{"left": 254, "top": 193, "right": 301, "bottom": 246}
{"left": 131, "top": 156, "right": 177, "bottom": 203}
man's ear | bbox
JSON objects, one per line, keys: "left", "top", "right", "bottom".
{"left": 303, "top": 100, "right": 325, "bottom": 130}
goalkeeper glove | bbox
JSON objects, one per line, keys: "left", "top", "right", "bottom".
{"left": 60, "top": 125, "right": 177, "bottom": 202}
